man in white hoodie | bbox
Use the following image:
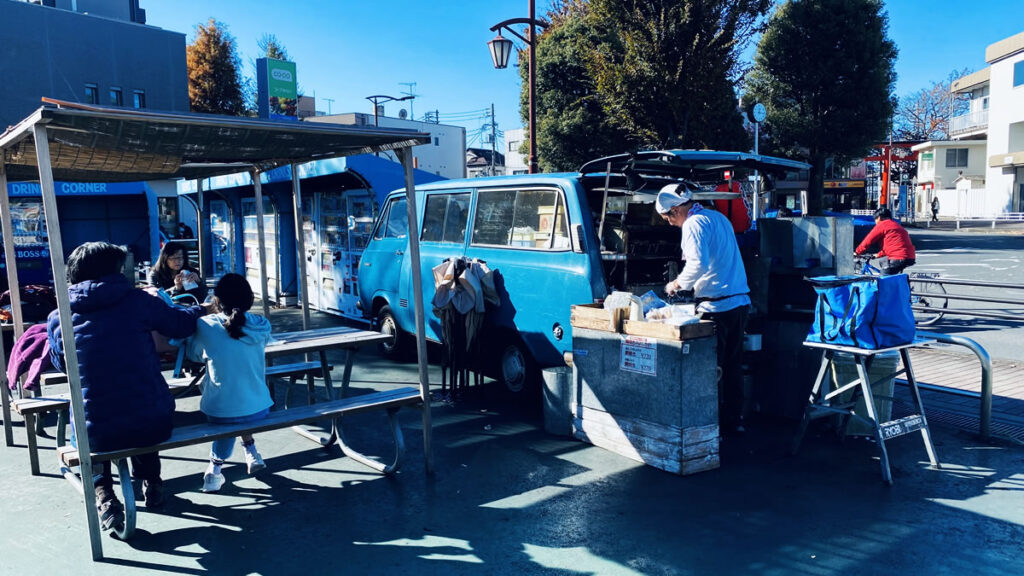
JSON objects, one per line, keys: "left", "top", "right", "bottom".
{"left": 657, "top": 183, "right": 751, "bottom": 435}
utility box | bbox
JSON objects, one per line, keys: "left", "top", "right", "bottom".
{"left": 570, "top": 322, "right": 720, "bottom": 476}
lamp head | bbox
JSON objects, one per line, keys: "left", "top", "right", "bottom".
{"left": 488, "top": 32, "right": 514, "bottom": 69}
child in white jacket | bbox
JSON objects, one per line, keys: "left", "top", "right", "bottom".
{"left": 185, "top": 273, "right": 273, "bottom": 492}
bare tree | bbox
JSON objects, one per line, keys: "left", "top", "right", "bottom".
{"left": 894, "top": 68, "right": 972, "bottom": 141}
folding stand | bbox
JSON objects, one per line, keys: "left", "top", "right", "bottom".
{"left": 791, "top": 338, "right": 940, "bottom": 485}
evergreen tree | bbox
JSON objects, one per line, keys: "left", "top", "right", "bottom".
{"left": 524, "top": 0, "right": 768, "bottom": 170}
{"left": 745, "top": 0, "right": 898, "bottom": 215}
{"left": 186, "top": 19, "right": 246, "bottom": 115}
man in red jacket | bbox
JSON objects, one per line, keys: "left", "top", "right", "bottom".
{"left": 855, "top": 207, "right": 916, "bottom": 275}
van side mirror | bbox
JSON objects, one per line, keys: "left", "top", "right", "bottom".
{"left": 572, "top": 224, "right": 586, "bottom": 254}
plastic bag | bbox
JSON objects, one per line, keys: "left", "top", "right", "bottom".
{"left": 645, "top": 303, "right": 700, "bottom": 326}
{"left": 604, "top": 291, "right": 642, "bottom": 320}
{"left": 639, "top": 290, "right": 667, "bottom": 315}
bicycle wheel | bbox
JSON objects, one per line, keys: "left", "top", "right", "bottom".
{"left": 911, "top": 276, "right": 947, "bottom": 326}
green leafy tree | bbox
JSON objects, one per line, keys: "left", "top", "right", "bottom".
{"left": 586, "top": 0, "right": 769, "bottom": 151}
{"left": 522, "top": 0, "right": 768, "bottom": 171}
{"left": 186, "top": 19, "right": 246, "bottom": 115}
{"left": 521, "top": 1, "right": 627, "bottom": 171}
{"left": 745, "top": 0, "right": 897, "bottom": 215}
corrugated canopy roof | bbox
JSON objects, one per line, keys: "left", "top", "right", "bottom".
{"left": 0, "top": 101, "right": 431, "bottom": 182}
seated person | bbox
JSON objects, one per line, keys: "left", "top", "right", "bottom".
{"left": 183, "top": 273, "right": 273, "bottom": 493}
{"left": 48, "top": 242, "right": 205, "bottom": 531}
{"left": 149, "top": 241, "right": 208, "bottom": 303}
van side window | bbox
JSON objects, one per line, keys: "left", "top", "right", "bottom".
{"left": 377, "top": 198, "right": 408, "bottom": 239}
{"left": 422, "top": 196, "right": 447, "bottom": 242}
{"left": 472, "top": 188, "right": 568, "bottom": 250}
{"left": 442, "top": 193, "right": 471, "bottom": 243}
{"left": 422, "top": 193, "right": 471, "bottom": 243}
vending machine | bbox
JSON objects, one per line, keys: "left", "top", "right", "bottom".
{"left": 241, "top": 197, "right": 280, "bottom": 303}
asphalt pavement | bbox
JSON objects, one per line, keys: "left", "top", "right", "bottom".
{"left": 2, "top": 307, "right": 1023, "bottom": 575}
{"left": 907, "top": 223, "right": 1024, "bottom": 362}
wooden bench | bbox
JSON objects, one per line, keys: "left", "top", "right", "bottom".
{"left": 265, "top": 360, "right": 333, "bottom": 404}
{"left": 13, "top": 393, "right": 71, "bottom": 476}
{"left": 15, "top": 374, "right": 199, "bottom": 475}
{"left": 58, "top": 386, "right": 423, "bottom": 540}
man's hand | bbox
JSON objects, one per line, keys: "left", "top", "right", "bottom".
{"left": 665, "top": 280, "right": 679, "bottom": 296}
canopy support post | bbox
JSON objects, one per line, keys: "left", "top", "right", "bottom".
{"left": 32, "top": 124, "right": 105, "bottom": 560}
{"left": 251, "top": 169, "right": 272, "bottom": 318}
{"left": 196, "top": 178, "right": 206, "bottom": 278}
{"left": 0, "top": 162, "right": 18, "bottom": 446}
{"left": 397, "top": 148, "right": 433, "bottom": 474}
{"left": 291, "top": 164, "right": 310, "bottom": 330}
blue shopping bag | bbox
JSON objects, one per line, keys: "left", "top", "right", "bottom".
{"left": 805, "top": 274, "right": 915, "bottom": 349}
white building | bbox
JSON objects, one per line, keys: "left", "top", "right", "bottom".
{"left": 910, "top": 140, "right": 988, "bottom": 217}
{"left": 945, "top": 30, "right": 1024, "bottom": 215}
{"left": 504, "top": 128, "right": 529, "bottom": 175}
{"left": 305, "top": 113, "right": 467, "bottom": 180}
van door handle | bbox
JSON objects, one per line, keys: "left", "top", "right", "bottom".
{"left": 395, "top": 250, "right": 404, "bottom": 256}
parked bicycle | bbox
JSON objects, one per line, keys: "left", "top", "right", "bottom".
{"left": 854, "top": 254, "right": 948, "bottom": 326}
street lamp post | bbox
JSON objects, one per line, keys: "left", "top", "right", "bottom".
{"left": 487, "top": 2, "right": 548, "bottom": 174}
{"left": 365, "top": 94, "right": 412, "bottom": 127}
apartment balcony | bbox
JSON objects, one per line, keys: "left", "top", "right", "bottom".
{"left": 950, "top": 109, "right": 988, "bottom": 137}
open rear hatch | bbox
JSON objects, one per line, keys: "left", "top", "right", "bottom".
{"left": 579, "top": 150, "right": 810, "bottom": 295}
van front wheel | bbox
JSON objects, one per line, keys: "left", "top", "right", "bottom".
{"left": 498, "top": 339, "right": 536, "bottom": 394}
{"left": 377, "top": 305, "right": 409, "bottom": 359}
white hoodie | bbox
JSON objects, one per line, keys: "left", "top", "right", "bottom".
{"left": 185, "top": 312, "right": 274, "bottom": 419}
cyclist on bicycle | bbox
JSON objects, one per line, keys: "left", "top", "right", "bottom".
{"left": 855, "top": 207, "right": 916, "bottom": 275}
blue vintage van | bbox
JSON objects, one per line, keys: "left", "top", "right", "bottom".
{"left": 357, "top": 150, "right": 809, "bottom": 393}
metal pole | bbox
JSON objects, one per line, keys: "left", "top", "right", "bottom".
{"left": 33, "top": 124, "right": 105, "bottom": 559}
{"left": 528, "top": 0, "right": 538, "bottom": 174}
{"left": 927, "top": 333, "right": 992, "bottom": 440}
{"left": 196, "top": 178, "right": 206, "bottom": 277}
{"left": 251, "top": 169, "right": 272, "bottom": 318}
{"left": 0, "top": 164, "right": 24, "bottom": 340}
{"left": 753, "top": 121, "right": 760, "bottom": 226}
{"left": 291, "top": 164, "right": 310, "bottom": 330}
{"left": 397, "top": 147, "right": 433, "bottom": 473}
{"left": 0, "top": 163, "right": 17, "bottom": 447}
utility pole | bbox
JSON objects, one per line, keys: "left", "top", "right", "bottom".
{"left": 490, "top": 103, "right": 496, "bottom": 176}
{"left": 399, "top": 82, "right": 418, "bottom": 120}
{"left": 324, "top": 98, "right": 334, "bottom": 115}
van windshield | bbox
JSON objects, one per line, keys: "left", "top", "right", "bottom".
{"left": 378, "top": 198, "right": 408, "bottom": 239}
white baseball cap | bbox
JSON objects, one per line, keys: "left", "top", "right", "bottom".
{"left": 655, "top": 183, "right": 693, "bottom": 214}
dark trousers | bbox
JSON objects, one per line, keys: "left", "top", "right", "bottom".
{"left": 700, "top": 306, "right": 749, "bottom": 432}
{"left": 882, "top": 259, "right": 915, "bottom": 276}
{"left": 93, "top": 453, "right": 161, "bottom": 490}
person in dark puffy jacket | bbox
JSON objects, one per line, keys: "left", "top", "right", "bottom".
{"left": 48, "top": 242, "right": 204, "bottom": 532}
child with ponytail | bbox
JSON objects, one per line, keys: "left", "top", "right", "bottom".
{"left": 184, "top": 273, "right": 273, "bottom": 492}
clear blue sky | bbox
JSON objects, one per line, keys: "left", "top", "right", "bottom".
{"left": 143, "top": 0, "right": 1024, "bottom": 150}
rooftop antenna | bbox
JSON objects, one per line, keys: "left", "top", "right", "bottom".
{"left": 399, "top": 82, "right": 419, "bottom": 120}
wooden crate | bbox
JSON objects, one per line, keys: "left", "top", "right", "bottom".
{"left": 622, "top": 319, "right": 715, "bottom": 341}
{"left": 570, "top": 303, "right": 629, "bottom": 333}
{"left": 573, "top": 406, "right": 720, "bottom": 475}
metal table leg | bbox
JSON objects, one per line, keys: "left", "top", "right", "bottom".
{"left": 791, "top": 350, "right": 834, "bottom": 455}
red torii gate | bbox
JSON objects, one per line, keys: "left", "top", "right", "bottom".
{"left": 864, "top": 141, "right": 920, "bottom": 207}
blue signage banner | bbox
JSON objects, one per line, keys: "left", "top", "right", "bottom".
{"left": 7, "top": 181, "right": 147, "bottom": 197}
